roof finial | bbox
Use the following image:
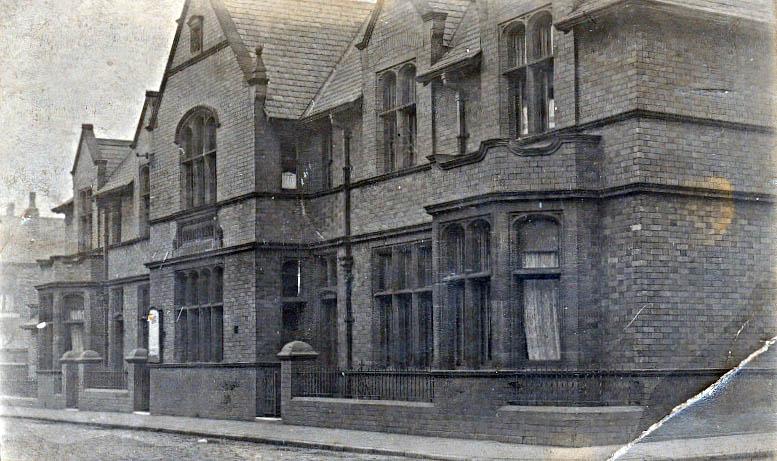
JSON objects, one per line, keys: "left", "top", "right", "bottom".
{"left": 248, "top": 45, "right": 269, "bottom": 86}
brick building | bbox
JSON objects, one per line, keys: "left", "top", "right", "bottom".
{"left": 29, "top": 0, "right": 776, "bottom": 445}
{"left": 0, "top": 193, "right": 70, "bottom": 394}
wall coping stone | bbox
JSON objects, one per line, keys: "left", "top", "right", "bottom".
{"left": 498, "top": 405, "right": 643, "bottom": 414}
{"left": 291, "top": 397, "right": 435, "bottom": 408}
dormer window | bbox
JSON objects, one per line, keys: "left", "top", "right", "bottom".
{"left": 188, "top": 16, "right": 203, "bottom": 54}
{"left": 503, "top": 11, "right": 555, "bottom": 137}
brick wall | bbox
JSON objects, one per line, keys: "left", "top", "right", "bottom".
{"left": 78, "top": 388, "right": 131, "bottom": 413}
{"left": 600, "top": 194, "right": 777, "bottom": 369}
{"left": 150, "top": 365, "right": 257, "bottom": 420}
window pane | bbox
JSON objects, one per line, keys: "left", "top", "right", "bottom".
{"left": 443, "top": 224, "right": 465, "bottom": 275}
{"left": 377, "top": 252, "right": 392, "bottom": 291}
{"left": 382, "top": 72, "right": 396, "bottom": 110}
{"left": 281, "top": 260, "right": 301, "bottom": 297}
{"left": 531, "top": 14, "right": 552, "bottom": 59}
{"left": 211, "top": 306, "right": 223, "bottom": 362}
{"left": 378, "top": 297, "right": 392, "bottom": 367}
{"left": 383, "top": 112, "right": 397, "bottom": 172}
{"left": 468, "top": 221, "right": 491, "bottom": 272}
{"left": 473, "top": 280, "right": 491, "bottom": 365}
{"left": 175, "top": 309, "right": 187, "bottom": 362}
{"left": 400, "top": 65, "right": 416, "bottom": 105}
{"left": 396, "top": 294, "right": 412, "bottom": 368}
{"left": 205, "top": 118, "right": 217, "bottom": 152}
{"left": 417, "top": 244, "right": 432, "bottom": 287}
{"left": 199, "top": 270, "right": 211, "bottom": 304}
{"left": 213, "top": 266, "right": 224, "bottom": 302}
{"left": 448, "top": 283, "right": 465, "bottom": 367}
{"left": 508, "top": 24, "right": 525, "bottom": 67}
{"left": 523, "top": 278, "right": 561, "bottom": 361}
{"left": 417, "top": 293, "right": 433, "bottom": 368}
{"left": 397, "top": 248, "right": 411, "bottom": 289}
{"left": 200, "top": 307, "right": 211, "bottom": 362}
{"left": 517, "top": 217, "right": 559, "bottom": 268}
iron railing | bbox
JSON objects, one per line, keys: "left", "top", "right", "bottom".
{"left": 292, "top": 367, "right": 435, "bottom": 402}
{"left": 292, "top": 367, "right": 643, "bottom": 406}
{"left": 508, "top": 369, "right": 643, "bottom": 406}
{"left": 84, "top": 370, "right": 128, "bottom": 390}
{"left": 0, "top": 377, "right": 37, "bottom": 398}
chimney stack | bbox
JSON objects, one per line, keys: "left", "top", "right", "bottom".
{"left": 23, "top": 191, "right": 39, "bottom": 218}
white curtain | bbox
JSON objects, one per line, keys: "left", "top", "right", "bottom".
{"left": 523, "top": 278, "right": 560, "bottom": 361}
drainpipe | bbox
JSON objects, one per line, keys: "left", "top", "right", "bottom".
{"left": 441, "top": 72, "right": 468, "bottom": 154}
{"left": 342, "top": 127, "right": 354, "bottom": 370}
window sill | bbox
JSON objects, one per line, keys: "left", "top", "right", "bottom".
{"left": 442, "top": 270, "right": 491, "bottom": 283}
{"left": 281, "top": 297, "right": 305, "bottom": 304}
{"left": 513, "top": 268, "right": 561, "bottom": 278}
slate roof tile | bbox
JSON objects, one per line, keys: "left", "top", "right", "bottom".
{"left": 222, "top": 0, "right": 374, "bottom": 119}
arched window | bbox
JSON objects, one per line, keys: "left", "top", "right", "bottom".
{"left": 441, "top": 219, "right": 492, "bottom": 369}
{"left": 443, "top": 224, "right": 465, "bottom": 276}
{"left": 178, "top": 108, "right": 218, "bottom": 209}
{"left": 514, "top": 216, "right": 561, "bottom": 362}
{"left": 468, "top": 220, "right": 491, "bottom": 273}
{"left": 382, "top": 71, "right": 396, "bottom": 111}
{"left": 503, "top": 11, "right": 554, "bottom": 137}
{"left": 529, "top": 12, "right": 553, "bottom": 60}
{"left": 506, "top": 22, "right": 526, "bottom": 68}
{"left": 379, "top": 71, "right": 398, "bottom": 173}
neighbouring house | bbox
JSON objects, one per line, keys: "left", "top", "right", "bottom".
{"left": 0, "top": 193, "right": 70, "bottom": 399}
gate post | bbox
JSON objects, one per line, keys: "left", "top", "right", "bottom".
{"left": 126, "top": 348, "right": 149, "bottom": 412}
{"left": 59, "top": 351, "right": 79, "bottom": 408}
{"left": 277, "top": 341, "right": 318, "bottom": 419}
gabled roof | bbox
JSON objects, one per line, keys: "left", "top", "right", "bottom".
{"left": 130, "top": 91, "right": 159, "bottom": 149}
{"left": 220, "top": 0, "right": 374, "bottom": 119}
{"left": 96, "top": 138, "right": 133, "bottom": 176}
{"left": 69, "top": 124, "right": 131, "bottom": 176}
{"left": 427, "top": 0, "right": 472, "bottom": 46}
{"left": 419, "top": 0, "right": 480, "bottom": 79}
{"left": 96, "top": 152, "right": 135, "bottom": 197}
{"left": 558, "top": 0, "right": 775, "bottom": 30}
{"left": 304, "top": 17, "right": 370, "bottom": 118}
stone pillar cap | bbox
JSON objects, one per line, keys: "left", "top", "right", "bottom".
{"left": 277, "top": 341, "right": 319, "bottom": 360}
{"left": 76, "top": 350, "right": 103, "bottom": 363}
{"left": 59, "top": 350, "right": 80, "bottom": 363}
{"left": 125, "top": 348, "right": 149, "bottom": 363}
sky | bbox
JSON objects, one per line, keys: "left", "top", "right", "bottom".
{"left": 0, "top": 0, "right": 184, "bottom": 216}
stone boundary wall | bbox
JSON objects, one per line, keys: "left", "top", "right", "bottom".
{"left": 78, "top": 388, "right": 131, "bottom": 413}
{"left": 283, "top": 397, "right": 643, "bottom": 447}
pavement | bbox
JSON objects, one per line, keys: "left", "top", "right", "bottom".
{"left": 0, "top": 405, "right": 775, "bottom": 460}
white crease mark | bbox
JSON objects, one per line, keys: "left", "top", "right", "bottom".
{"left": 624, "top": 305, "right": 647, "bottom": 330}
{"left": 608, "top": 334, "right": 777, "bottom": 460}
